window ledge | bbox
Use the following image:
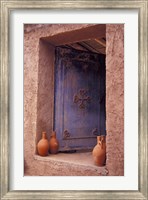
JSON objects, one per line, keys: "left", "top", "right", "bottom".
{"left": 34, "top": 152, "right": 108, "bottom": 176}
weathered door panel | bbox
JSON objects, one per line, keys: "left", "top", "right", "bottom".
{"left": 54, "top": 47, "right": 106, "bottom": 151}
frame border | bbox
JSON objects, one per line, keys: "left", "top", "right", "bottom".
{"left": 0, "top": 0, "right": 147, "bottom": 199}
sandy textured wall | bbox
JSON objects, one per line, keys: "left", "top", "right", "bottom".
{"left": 106, "top": 24, "right": 124, "bottom": 175}
{"left": 36, "top": 40, "right": 55, "bottom": 145}
{"left": 24, "top": 30, "right": 39, "bottom": 163}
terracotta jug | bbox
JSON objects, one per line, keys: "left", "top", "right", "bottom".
{"left": 37, "top": 132, "right": 49, "bottom": 156}
{"left": 49, "top": 131, "right": 59, "bottom": 154}
{"left": 92, "top": 135, "right": 106, "bottom": 166}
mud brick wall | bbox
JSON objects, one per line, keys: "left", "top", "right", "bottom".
{"left": 106, "top": 24, "right": 124, "bottom": 175}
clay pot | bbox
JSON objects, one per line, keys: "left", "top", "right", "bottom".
{"left": 49, "top": 131, "right": 59, "bottom": 154}
{"left": 37, "top": 132, "right": 49, "bottom": 156}
{"left": 92, "top": 135, "right": 106, "bottom": 166}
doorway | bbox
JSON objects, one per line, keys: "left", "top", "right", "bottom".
{"left": 54, "top": 46, "right": 106, "bottom": 151}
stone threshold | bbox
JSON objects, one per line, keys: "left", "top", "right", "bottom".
{"left": 34, "top": 152, "right": 108, "bottom": 176}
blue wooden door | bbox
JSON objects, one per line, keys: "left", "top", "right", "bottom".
{"left": 54, "top": 47, "right": 106, "bottom": 151}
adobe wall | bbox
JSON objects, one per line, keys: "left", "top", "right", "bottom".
{"left": 36, "top": 40, "right": 55, "bottom": 145}
{"left": 24, "top": 24, "right": 124, "bottom": 176}
{"left": 106, "top": 24, "right": 124, "bottom": 175}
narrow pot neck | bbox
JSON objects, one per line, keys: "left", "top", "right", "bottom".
{"left": 97, "top": 135, "right": 106, "bottom": 143}
{"left": 97, "top": 136, "right": 101, "bottom": 143}
{"left": 51, "top": 131, "right": 56, "bottom": 138}
{"left": 42, "top": 132, "right": 47, "bottom": 139}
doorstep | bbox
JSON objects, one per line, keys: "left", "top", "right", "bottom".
{"left": 34, "top": 152, "right": 108, "bottom": 176}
